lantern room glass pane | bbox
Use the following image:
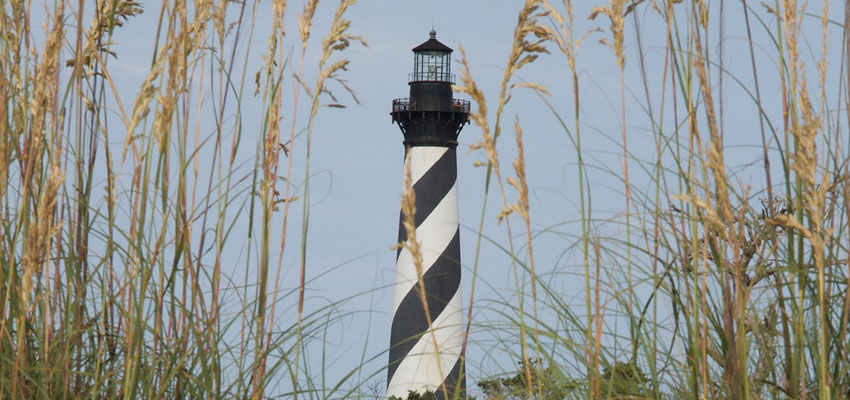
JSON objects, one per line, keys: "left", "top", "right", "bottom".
{"left": 412, "top": 51, "right": 452, "bottom": 82}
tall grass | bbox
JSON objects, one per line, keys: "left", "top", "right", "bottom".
{"left": 3, "top": 0, "right": 850, "bottom": 399}
{"left": 1, "top": 0, "right": 365, "bottom": 398}
{"left": 461, "top": 0, "right": 850, "bottom": 399}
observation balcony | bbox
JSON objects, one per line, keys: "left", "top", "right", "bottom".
{"left": 392, "top": 98, "right": 470, "bottom": 114}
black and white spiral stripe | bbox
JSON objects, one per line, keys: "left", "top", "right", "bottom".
{"left": 387, "top": 146, "right": 464, "bottom": 398}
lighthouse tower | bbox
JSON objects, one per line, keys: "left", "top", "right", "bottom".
{"left": 387, "top": 30, "right": 470, "bottom": 398}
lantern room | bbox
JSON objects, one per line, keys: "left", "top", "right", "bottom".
{"left": 410, "top": 30, "right": 454, "bottom": 83}
{"left": 391, "top": 29, "right": 469, "bottom": 147}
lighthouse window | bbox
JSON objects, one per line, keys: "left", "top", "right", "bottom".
{"left": 412, "top": 51, "right": 451, "bottom": 82}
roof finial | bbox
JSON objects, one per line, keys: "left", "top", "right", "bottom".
{"left": 429, "top": 29, "right": 436, "bottom": 39}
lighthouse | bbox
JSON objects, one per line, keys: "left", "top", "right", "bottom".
{"left": 387, "top": 30, "right": 470, "bottom": 398}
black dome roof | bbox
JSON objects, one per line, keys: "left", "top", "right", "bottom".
{"left": 411, "top": 30, "right": 453, "bottom": 53}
